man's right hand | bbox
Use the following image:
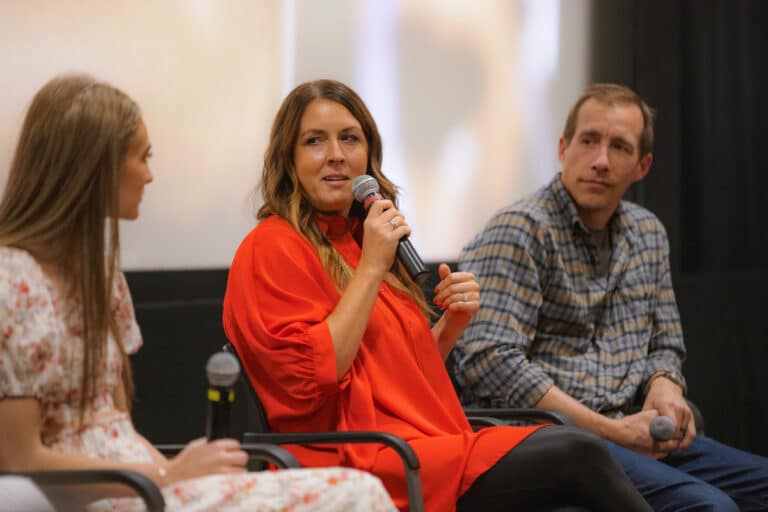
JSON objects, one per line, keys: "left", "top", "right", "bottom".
{"left": 538, "top": 386, "right": 681, "bottom": 459}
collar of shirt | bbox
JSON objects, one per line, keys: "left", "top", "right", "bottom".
{"left": 549, "top": 173, "right": 635, "bottom": 244}
{"left": 315, "top": 214, "right": 362, "bottom": 240}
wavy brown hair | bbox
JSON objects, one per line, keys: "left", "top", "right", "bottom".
{"left": 0, "top": 74, "right": 141, "bottom": 420}
{"left": 258, "top": 79, "right": 430, "bottom": 316}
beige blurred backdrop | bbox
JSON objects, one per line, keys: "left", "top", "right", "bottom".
{"left": 0, "top": 0, "right": 590, "bottom": 269}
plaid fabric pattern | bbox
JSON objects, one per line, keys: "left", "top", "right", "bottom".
{"left": 454, "top": 174, "right": 686, "bottom": 416}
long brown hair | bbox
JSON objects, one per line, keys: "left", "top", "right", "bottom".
{"left": 0, "top": 74, "right": 141, "bottom": 418}
{"left": 258, "top": 79, "right": 430, "bottom": 316}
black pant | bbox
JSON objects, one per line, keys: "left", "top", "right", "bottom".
{"left": 457, "top": 426, "right": 651, "bottom": 512}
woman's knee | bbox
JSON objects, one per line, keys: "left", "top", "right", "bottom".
{"left": 531, "top": 426, "right": 615, "bottom": 469}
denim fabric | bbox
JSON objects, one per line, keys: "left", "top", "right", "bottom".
{"left": 605, "top": 436, "right": 768, "bottom": 511}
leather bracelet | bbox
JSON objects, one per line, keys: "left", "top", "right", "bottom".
{"left": 644, "top": 371, "right": 683, "bottom": 395}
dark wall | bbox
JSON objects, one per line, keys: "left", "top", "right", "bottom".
{"left": 128, "top": 270, "right": 231, "bottom": 444}
{"left": 591, "top": 0, "right": 768, "bottom": 455}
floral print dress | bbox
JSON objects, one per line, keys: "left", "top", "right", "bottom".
{"left": 0, "top": 247, "right": 396, "bottom": 512}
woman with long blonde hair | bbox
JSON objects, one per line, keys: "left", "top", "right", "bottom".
{"left": 0, "top": 74, "right": 396, "bottom": 511}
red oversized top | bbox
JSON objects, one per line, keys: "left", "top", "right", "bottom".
{"left": 223, "top": 215, "right": 544, "bottom": 511}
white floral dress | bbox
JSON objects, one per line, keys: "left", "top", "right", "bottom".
{"left": 0, "top": 247, "right": 396, "bottom": 512}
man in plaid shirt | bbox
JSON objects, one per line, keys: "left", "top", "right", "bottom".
{"left": 455, "top": 83, "right": 767, "bottom": 511}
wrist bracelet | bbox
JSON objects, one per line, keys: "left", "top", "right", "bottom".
{"left": 645, "top": 371, "right": 681, "bottom": 395}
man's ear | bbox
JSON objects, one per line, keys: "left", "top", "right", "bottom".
{"left": 558, "top": 137, "right": 568, "bottom": 164}
{"left": 634, "top": 152, "right": 653, "bottom": 182}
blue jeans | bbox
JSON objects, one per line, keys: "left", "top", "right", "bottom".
{"left": 605, "top": 436, "right": 768, "bottom": 511}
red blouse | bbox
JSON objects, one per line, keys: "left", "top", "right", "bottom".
{"left": 223, "top": 215, "right": 544, "bottom": 511}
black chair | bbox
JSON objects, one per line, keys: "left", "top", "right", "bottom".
{"left": 3, "top": 444, "right": 302, "bottom": 512}
{"left": 222, "top": 342, "right": 600, "bottom": 512}
{"left": 2, "top": 469, "right": 165, "bottom": 512}
{"left": 687, "top": 399, "right": 705, "bottom": 435}
{"left": 227, "top": 340, "right": 608, "bottom": 511}
{"left": 224, "top": 342, "right": 592, "bottom": 512}
{"left": 223, "top": 342, "right": 426, "bottom": 512}
{"left": 155, "top": 442, "right": 301, "bottom": 469}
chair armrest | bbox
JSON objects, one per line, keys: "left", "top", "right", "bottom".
{"left": 686, "top": 399, "right": 705, "bottom": 435}
{"left": 464, "top": 407, "right": 574, "bottom": 427}
{"left": 243, "top": 431, "right": 424, "bottom": 512}
{"left": 4, "top": 470, "right": 165, "bottom": 512}
{"left": 155, "top": 443, "right": 301, "bottom": 469}
{"left": 466, "top": 416, "right": 507, "bottom": 430}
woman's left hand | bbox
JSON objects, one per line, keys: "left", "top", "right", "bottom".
{"left": 432, "top": 263, "right": 480, "bottom": 325}
{"left": 431, "top": 263, "right": 480, "bottom": 359}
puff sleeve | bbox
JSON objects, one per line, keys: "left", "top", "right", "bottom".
{"left": 0, "top": 250, "right": 62, "bottom": 402}
{"left": 112, "top": 271, "right": 142, "bottom": 355}
{"left": 223, "top": 218, "right": 351, "bottom": 421}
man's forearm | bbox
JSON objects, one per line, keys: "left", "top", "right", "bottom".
{"left": 536, "top": 386, "right": 616, "bottom": 439}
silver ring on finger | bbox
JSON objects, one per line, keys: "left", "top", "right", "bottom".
{"left": 390, "top": 219, "right": 399, "bottom": 229}
{"left": 463, "top": 293, "right": 469, "bottom": 302}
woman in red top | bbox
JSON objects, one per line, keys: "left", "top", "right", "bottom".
{"left": 223, "top": 79, "right": 650, "bottom": 511}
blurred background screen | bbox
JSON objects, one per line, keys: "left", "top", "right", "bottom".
{"left": 0, "top": 0, "right": 590, "bottom": 268}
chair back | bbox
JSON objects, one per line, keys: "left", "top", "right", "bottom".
{"left": 223, "top": 342, "right": 271, "bottom": 434}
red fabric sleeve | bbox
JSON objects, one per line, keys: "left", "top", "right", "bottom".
{"left": 223, "top": 218, "right": 351, "bottom": 421}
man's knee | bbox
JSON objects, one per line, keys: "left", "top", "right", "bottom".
{"left": 653, "top": 481, "right": 739, "bottom": 512}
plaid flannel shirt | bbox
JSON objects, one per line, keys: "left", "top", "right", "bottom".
{"left": 454, "top": 174, "right": 686, "bottom": 417}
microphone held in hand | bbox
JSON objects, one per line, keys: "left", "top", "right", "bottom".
{"left": 352, "top": 175, "right": 428, "bottom": 283}
{"left": 205, "top": 351, "right": 240, "bottom": 440}
{"left": 649, "top": 415, "right": 676, "bottom": 442}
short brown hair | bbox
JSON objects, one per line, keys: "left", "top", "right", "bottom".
{"left": 562, "top": 83, "right": 655, "bottom": 157}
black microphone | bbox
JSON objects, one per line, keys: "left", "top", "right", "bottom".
{"left": 205, "top": 351, "right": 240, "bottom": 440}
{"left": 352, "top": 175, "right": 428, "bottom": 283}
{"left": 649, "top": 415, "right": 676, "bottom": 442}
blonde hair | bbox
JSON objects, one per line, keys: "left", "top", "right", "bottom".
{"left": 0, "top": 74, "right": 141, "bottom": 418}
{"left": 258, "top": 79, "right": 430, "bottom": 316}
{"left": 563, "top": 82, "right": 656, "bottom": 157}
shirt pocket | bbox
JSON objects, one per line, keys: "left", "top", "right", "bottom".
{"left": 611, "top": 270, "right": 653, "bottom": 338}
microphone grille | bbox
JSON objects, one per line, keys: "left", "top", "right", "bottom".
{"left": 206, "top": 351, "right": 240, "bottom": 387}
{"left": 649, "top": 415, "right": 676, "bottom": 442}
{"left": 352, "top": 175, "right": 379, "bottom": 202}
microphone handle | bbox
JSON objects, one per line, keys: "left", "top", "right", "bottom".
{"left": 206, "top": 385, "right": 234, "bottom": 440}
{"left": 397, "top": 236, "right": 428, "bottom": 283}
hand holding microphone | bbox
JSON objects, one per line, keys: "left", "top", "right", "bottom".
{"left": 162, "top": 352, "right": 246, "bottom": 484}
{"left": 649, "top": 415, "right": 676, "bottom": 442}
{"left": 352, "top": 175, "right": 428, "bottom": 283}
{"left": 166, "top": 437, "right": 247, "bottom": 484}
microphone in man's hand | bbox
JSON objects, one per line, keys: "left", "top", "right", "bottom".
{"left": 649, "top": 415, "right": 676, "bottom": 442}
{"left": 351, "top": 175, "right": 428, "bottom": 283}
{"left": 205, "top": 351, "right": 240, "bottom": 440}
